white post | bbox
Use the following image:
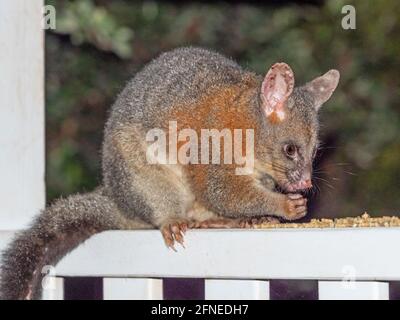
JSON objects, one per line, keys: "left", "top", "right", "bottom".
{"left": 318, "top": 281, "right": 389, "bottom": 300}
{"left": 0, "top": 1, "right": 45, "bottom": 232}
{"left": 103, "top": 278, "right": 163, "bottom": 300}
{"left": 205, "top": 280, "right": 270, "bottom": 300}
{"left": 42, "top": 277, "right": 64, "bottom": 300}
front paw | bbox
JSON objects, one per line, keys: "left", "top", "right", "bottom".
{"left": 282, "top": 194, "right": 307, "bottom": 221}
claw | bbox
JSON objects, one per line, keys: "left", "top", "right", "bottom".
{"left": 160, "top": 220, "right": 190, "bottom": 250}
{"left": 181, "top": 223, "right": 188, "bottom": 234}
{"left": 161, "top": 226, "right": 176, "bottom": 249}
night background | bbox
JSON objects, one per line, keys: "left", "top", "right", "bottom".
{"left": 45, "top": 0, "right": 400, "bottom": 219}
{"left": 43, "top": 0, "right": 400, "bottom": 299}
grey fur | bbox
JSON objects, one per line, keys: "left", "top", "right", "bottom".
{"left": 106, "top": 47, "right": 246, "bottom": 128}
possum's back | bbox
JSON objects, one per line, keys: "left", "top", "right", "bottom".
{"left": 108, "top": 47, "right": 250, "bottom": 128}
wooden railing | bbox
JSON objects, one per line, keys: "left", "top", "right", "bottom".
{"left": 38, "top": 228, "right": 400, "bottom": 300}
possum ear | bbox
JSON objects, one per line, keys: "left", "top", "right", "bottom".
{"left": 261, "top": 62, "right": 294, "bottom": 123}
{"left": 303, "top": 69, "right": 340, "bottom": 110}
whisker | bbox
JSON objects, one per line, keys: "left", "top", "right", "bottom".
{"left": 313, "top": 171, "right": 340, "bottom": 182}
{"left": 313, "top": 176, "right": 335, "bottom": 190}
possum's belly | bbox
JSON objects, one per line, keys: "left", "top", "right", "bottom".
{"left": 163, "top": 163, "right": 219, "bottom": 221}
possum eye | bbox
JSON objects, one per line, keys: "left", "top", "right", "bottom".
{"left": 283, "top": 143, "right": 298, "bottom": 159}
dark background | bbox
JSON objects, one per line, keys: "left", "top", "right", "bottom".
{"left": 45, "top": 0, "right": 400, "bottom": 219}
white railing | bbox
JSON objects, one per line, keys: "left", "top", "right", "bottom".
{"left": 40, "top": 228, "right": 400, "bottom": 300}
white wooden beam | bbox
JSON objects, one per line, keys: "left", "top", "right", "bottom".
{"left": 205, "top": 280, "right": 269, "bottom": 300}
{"left": 54, "top": 228, "right": 400, "bottom": 281}
{"left": 318, "top": 281, "right": 389, "bottom": 300}
{"left": 0, "top": 231, "right": 16, "bottom": 267}
{"left": 42, "top": 277, "right": 64, "bottom": 300}
{"left": 0, "top": 1, "right": 45, "bottom": 231}
{"left": 0, "top": 231, "right": 15, "bottom": 252}
{"left": 103, "top": 278, "right": 163, "bottom": 300}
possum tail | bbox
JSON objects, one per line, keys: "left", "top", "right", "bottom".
{"left": 0, "top": 187, "right": 152, "bottom": 300}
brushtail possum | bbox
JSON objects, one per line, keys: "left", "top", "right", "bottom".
{"left": 0, "top": 47, "right": 339, "bottom": 299}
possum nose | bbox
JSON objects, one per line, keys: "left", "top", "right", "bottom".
{"left": 298, "top": 179, "right": 312, "bottom": 189}
{"left": 302, "top": 179, "right": 313, "bottom": 189}
{"left": 301, "top": 166, "right": 312, "bottom": 189}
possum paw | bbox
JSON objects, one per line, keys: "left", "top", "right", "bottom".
{"left": 282, "top": 193, "right": 307, "bottom": 220}
{"left": 160, "top": 219, "right": 189, "bottom": 251}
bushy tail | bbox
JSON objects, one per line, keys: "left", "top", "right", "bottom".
{"left": 0, "top": 187, "right": 151, "bottom": 300}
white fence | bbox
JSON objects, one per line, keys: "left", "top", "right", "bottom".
{"left": 42, "top": 228, "right": 399, "bottom": 300}
{"left": 0, "top": 227, "right": 398, "bottom": 300}
{"left": 1, "top": 0, "right": 399, "bottom": 301}
{"left": 0, "top": 1, "right": 45, "bottom": 230}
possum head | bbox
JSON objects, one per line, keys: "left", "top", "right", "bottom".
{"left": 257, "top": 63, "right": 340, "bottom": 192}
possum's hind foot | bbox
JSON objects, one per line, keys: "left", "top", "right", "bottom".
{"left": 190, "top": 217, "right": 244, "bottom": 229}
{"left": 160, "top": 215, "right": 281, "bottom": 251}
{"left": 160, "top": 219, "right": 189, "bottom": 251}
{"left": 191, "top": 216, "right": 280, "bottom": 229}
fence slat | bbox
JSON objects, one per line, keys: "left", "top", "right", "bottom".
{"left": 0, "top": 0, "right": 45, "bottom": 232}
{"left": 55, "top": 229, "right": 400, "bottom": 281}
{"left": 103, "top": 278, "right": 163, "bottom": 300}
{"left": 42, "top": 277, "right": 64, "bottom": 300}
{"left": 318, "top": 281, "right": 389, "bottom": 300}
{"left": 205, "top": 280, "right": 269, "bottom": 300}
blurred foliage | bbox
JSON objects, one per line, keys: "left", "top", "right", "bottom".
{"left": 54, "top": 0, "right": 134, "bottom": 58}
{"left": 45, "top": 0, "right": 400, "bottom": 217}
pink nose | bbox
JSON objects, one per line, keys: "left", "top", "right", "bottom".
{"left": 301, "top": 179, "right": 312, "bottom": 189}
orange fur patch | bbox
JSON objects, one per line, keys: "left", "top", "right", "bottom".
{"left": 267, "top": 110, "right": 282, "bottom": 124}
{"left": 166, "top": 81, "right": 261, "bottom": 204}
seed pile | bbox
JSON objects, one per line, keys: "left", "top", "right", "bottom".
{"left": 254, "top": 213, "right": 400, "bottom": 229}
